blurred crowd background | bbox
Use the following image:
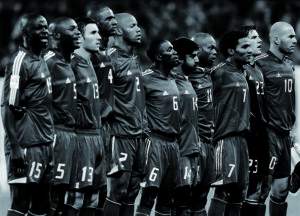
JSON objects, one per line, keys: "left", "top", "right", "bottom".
{"left": 1, "top": 0, "right": 300, "bottom": 73}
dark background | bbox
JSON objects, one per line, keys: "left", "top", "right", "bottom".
{"left": 1, "top": 0, "right": 300, "bottom": 75}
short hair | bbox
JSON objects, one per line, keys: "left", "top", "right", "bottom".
{"left": 219, "top": 30, "right": 248, "bottom": 58}
{"left": 238, "top": 25, "right": 257, "bottom": 35}
{"left": 173, "top": 37, "right": 199, "bottom": 59}
{"left": 19, "top": 13, "right": 44, "bottom": 35}
{"left": 49, "top": 17, "right": 72, "bottom": 35}
{"left": 147, "top": 39, "right": 168, "bottom": 62}
{"left": 75, "top": 17, "right": 97, "bottom": 36}
{"left": 86, "top": 2, "right": 110, "bottom": 22}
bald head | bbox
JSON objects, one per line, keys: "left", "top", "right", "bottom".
{"left": 270, "top": 22, "right": 294, "bottom": 40}
{"left": 191, "top": 32, "right": 217, "bottom": 67}
{"left": 191, "top": 33, "right": 214, "bottom": 48}
{"left": 115, "top": 13, "right": 141, "bottom": 45}
{"left": 269, "top": 21, "right": 297, "bottom": 55}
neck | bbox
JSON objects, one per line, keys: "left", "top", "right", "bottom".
{"left": 182, "top": 64, "right": 193, "bottom": 75}
{"left": 75, "top": 47, "right": 91, "bottom": 61}
{"left": 116, "top": 37, "right": 134, "bottom": 54}
{"left": 56, "top": 46, "right": 72, "bottom": 62}
{"left": 229, "top": 57, "right": 245, "bottom": 70}
{"left": 269, "top": 46, "right": 284, "bottom": 60}
{"left": 155, "top": 62, "right": 173, "bottom": 77}
{"left": 24, "top": 41, "right": 42, "bottom": 56}
{"left": 101, "top": 34, "right": 109, "bottom": 49}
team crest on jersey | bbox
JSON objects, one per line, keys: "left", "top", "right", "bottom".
{"left": 100, "top": 62, "right": 105, "bottom": 68}
{"left": 65, "top": 78, "right": 71, "bottom": 84}
{"left": 163, "top": 90, "right": 169, "bottom": 96}
{"left": 127, "top": 70, "right": 132, "bottom": 76}
{"left": 41, "top": 72, "right": 45, "bottom": 78}
{"left": 184, "top": 90, "right": 189, "bottom": 94}
{"left": 197, "top": 84, "right": 202, "bottom": 89}
{"left": 276, "top": 72, "right": 281, "bottom": 77}
{"left": 86, "top": 77, "right": 91, "bottom": 83}
{"left": 236, "top": 82, "right": 240, "bottom": 87}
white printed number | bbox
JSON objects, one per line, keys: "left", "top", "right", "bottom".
{"left": 207, "top": 89, "right": 212, "bottom": 103}
{"left": 136, "top": 77, "right": 141, "bottom": 92}
{"left": 192, "top": 97, "right": 198, "bottom": 110}
{"left": 55, "top": 163, "right": 66, "bottom": 179}
{"left": 29, "top": 161, "right": 43, "bottom": 179}
{"left": 73, "top": 83, "right": 77, "bottom": 99}
{"left": 269, "top": 156, "right": 277, "bottom": 170}
{"left": 284, "top": 79, "right": 293, "bottom": 93}
{"left": 249, "top": 159, "right": 258, "bottom": 174}
{"left": 119, "top": 152, "right": 128, "bottom": 168}
{"left": 173, "top": 96, "right": 179, "bottom": 110}
{"left": 46, "top": 77, "right": 52, "bottom": 94}
{"left": 81, "top": 166, "right": 94, "bottom": 182}
{"left": 93, "top": 83, "right": 99, "bottom": 99}
{"left": 255, "top": 81, "right": 264, "bottom": 95}
{"left": 149, "top": 167, "right": 159, "bottom": 182}
{"left": 227, "top": 164, "right": 236, "bottom": 178}
{"left": 184, "top": 166, "right": 192, "bottom": 180}
{"left": 242, "top": 88, "right": 247, "bottom": 103}
{"left": 108, "top": 69, "right": 113, "bottom": 84}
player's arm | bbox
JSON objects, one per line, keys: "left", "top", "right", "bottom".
{"left": 3, "top": 59, "right": 27, "bottom": 162}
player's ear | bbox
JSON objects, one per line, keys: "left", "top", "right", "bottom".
{"left": 156, "top": 54, "right": 162, "bottom": 61}
{"left": 54, "top": 32, "right": 61, "bottom": 39}
{"left": 274, "top": 36, "right": 280, "bottom": 46}
{"left": 228, "top": 48, "right": 235, "bottom": 56}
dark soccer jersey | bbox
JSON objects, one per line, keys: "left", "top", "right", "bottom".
{"left": 174, "top": 67, "right": 199, "bottom": 156}
{"left": 256, "top": 51, "right": 295, "bottom": 133}
{"left": 91, "top": 50, "right": 114, "bottom": 121}
{"left": 212, "top": 61, "right": 250, "bottom": 142}
{"left": 44, "top": 50, "right": 77, "bottom": 129}
{"left": 109, "top": 49, "right": 146, "bottom": 136}
{"left": 244, "top": 63, "right": 266, "bottom": 128}
{"left": 1, "top": 47, "right": 54, "bottom": 147}
{"left": 71, "top": 53, "right": 101, "bottom": 132}
{"left": 189, "top": 67, "right": 214, "bottom": 144}
{"left": 143, "top": 68, "right": 181, "bottom": 136}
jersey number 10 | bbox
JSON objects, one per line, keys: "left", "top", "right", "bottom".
{"left": 284, "top": 79, "right": 293, "bottom": 93}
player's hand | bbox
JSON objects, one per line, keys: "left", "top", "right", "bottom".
{"left": 10, "top": 146, "right": 26, "bottom": 177}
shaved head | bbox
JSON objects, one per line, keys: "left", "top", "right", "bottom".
{"left": 269, "top": 21, "right": 297, "bottom": 55}
{"left": 270, "top": 22, "right": 294, "bottom": 41}
{"left": 115, "top": 13, "right": 135, "bottom": 30}
{"left": 191, "top": 33, "right": 214, "bottom": 48}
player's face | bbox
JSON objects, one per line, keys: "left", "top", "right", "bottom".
{"left": 59, "top": 19, "right": 81, "bottom": 50}
{"left": 279, "top": 27, "right": 297, "bottom": 55}
{"left": 82, "top": 23, "right": 101, "bottom": 53}
{"left": 234, "top": 37, "right": 253, "bottom": 63}
{"left": 159, "top": 41, "right": 179, "bottom": 67}
{"left": 121, "top": 16, "right": 142, "bottom": 44}
{"left": 185, "top": 50, "right": 199, "bottom": 68}
{"left": 248, "top": 30, "right": 262, "bottom": 56}
{"left": 28, "top": 16, "right": 49, "bottom": 49}
{"left": 198, "top": 36, "right": 217, "bottom": 65}
{"left": 98, "top": 8, "right": 117, "bottom": 35}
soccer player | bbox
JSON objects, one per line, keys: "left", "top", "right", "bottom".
{"left": 239, "top": 26, "right": 268, "bottom": 216}
{"left": 256, "top": 22, "right": 297, "bottom": 216}
{"left": 86, "top": 5, "right": 117, "bottom": 215}
{"left": 44, "top": 17, "right": 81, "bottom": 216}
{"left": 1, "top": 14, "right": 54, "bottom": 216}
{"left": 207, "top": 30, "right": 252, "bottom": 216}
{"left": 135, "top": 39, "right": 181, "bottom": 216}
{"left": 171, "top": 37, "right": 200, "bottom": 215}
{"left": 66, "top": 17, "right": 105, "bottom": 216}
{"left": 103, "top": 13, "right": 147, "bottom": 216}
{"left": 190, "top": 32, "right": 217, "bottom": 215}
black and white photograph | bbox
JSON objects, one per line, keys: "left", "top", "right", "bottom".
{"left": 0, "top": 0, "right": 300, "bottom": 215}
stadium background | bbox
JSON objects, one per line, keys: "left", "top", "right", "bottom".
{"left": 0, "top": 0, "right": 300, "bottom": 215}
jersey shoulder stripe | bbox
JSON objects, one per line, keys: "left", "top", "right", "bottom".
{"left": 211, "top": 62, "right": 226, "bottom": 73}
{"left": 9, "top": 51, "right": 26, "bottom": 105}
{"left": 142, "top": 69, "right": 154, "bottom": 76}
{"left": 254, "top": 53, "right": 269, "bottom": 61}
{"left": 44, "top": 51, "right": 55, "bottom": 61}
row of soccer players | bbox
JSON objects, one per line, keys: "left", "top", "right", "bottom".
{"left": 1, "top": 5, "right": 298, "bottom": 216}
